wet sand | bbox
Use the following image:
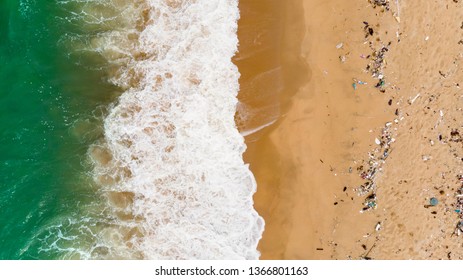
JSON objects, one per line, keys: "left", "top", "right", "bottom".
{"left": 237, "top": 0, "right": 463, "bottom": 259}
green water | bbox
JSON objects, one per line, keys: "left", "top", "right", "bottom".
{"left": 0, "top": 0, "right": 116, "bottom": 259}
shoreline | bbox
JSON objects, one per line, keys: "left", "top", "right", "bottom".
{"left": 235, "top": 0, "right": 308, "bottom": 258}
{"left": 240, "top": 0, "right": 463, "bottom": 259}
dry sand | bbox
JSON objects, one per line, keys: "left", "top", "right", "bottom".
{"left": 236, "top": 0, "right": 463, "bottom": 259}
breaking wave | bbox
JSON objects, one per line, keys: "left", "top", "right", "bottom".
{"left": 61, "top": 0, "right": 264, "bottom": 259}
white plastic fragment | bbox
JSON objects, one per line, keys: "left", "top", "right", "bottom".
{"left": 409, "top": 93, "right": 420, "bottom": 104}
{"left": 422, "top": 155, "right": 432, "bottom": 161}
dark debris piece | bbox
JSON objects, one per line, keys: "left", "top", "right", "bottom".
{"left": 363, "top": 22, "right": 375, "bottom": 38}
{"left": 369, "top": 0, "right": 390, "bottom": 10}
{"left": 368, "top": 45, "right": 390, "bottom": 79}
{"left": 450, "top": 129, "right": 461, "bottom": 143}
{"left": 454, "top": 175, "right": 463, "bottom": 236}
{"left": 362, "top": 192, "right": 377, "bottom": 212}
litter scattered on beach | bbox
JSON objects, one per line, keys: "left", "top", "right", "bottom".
{"left": 408, "top": 93, "right": 421, "bottom": 105}
{"left": 351, "top": 79, "right": 368, "bottom": 90}
{"left": 356, "top": 122, "right": 396, "bottom": 212}
{"left": 422, "top": 155, "right": 432, "bottom": 161}
{"left": 367, "top": 44, "right": 390, "bottom": 85}
{"left": 369, "top": 0, "right": 391, "bottom": 11}
{"left": 454, "top": 175, "right": 463, "bottom": 236}
{"left": 430, "top": 197, "right": 439, "bottom": 206}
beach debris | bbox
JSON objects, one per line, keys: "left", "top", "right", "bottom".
{"left": 434, "top": 110, "right": 445, "bottom": 128}
{"left": 352, "top": 79, "right": 367, "bottom": 89}
{"left": 339, "top": 55, "right": 346, "bottom": 63}
{"left": 375, "top": 79, "right": 385, "bottom": 89}
{"left": 408, "top": 93, "right": 421, "bottom": 105}
{"left": 362, "top": 15, "right": 392, "bottom": 94}
{"left": 454, "top": 175, "right": 463, "bottom": 236}
{"left": 375, "top": 222, "right": 382, "bottom": 231}
{"left": 449, "top": 129, "right": 461, "bottom": 143}
{"left": 456, "top": 221, "right": 463, "bottom": 236}
{"left": 369, "top": 0, "right": 390, "bottom": 10}
{"left": 430, "top": 197, "right": 439, "bottom": 206}
{"left": 366, "top": 44, "right": 389, "bottom": 77}
{"left": 356, "top": 122, "right": 396, "bottom": 211}
{"left": 422, "top": 155, "right": 432, "bottom": 161}
{"left": 364, "top": 0, "right": 397, "bottom": 93}
{"left": 363, "top": 22, "right": 375, "bottom": 39}
{"left": 354, "top": 0, "right": 401, "bottom": 213}
{"left": 336, "top": 42, "right": 344, "bottom": 49}
{"left": 365, "top": 42, "right": 391, "bottom": 93}
{"left": 360, "top": 243, "right": 376, "bottom": 260}
{"left": 361, "top": 193, "right": 377, "bottom": 212}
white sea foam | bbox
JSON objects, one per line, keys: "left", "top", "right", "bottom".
{"left": 78, "top": 0, "right": 264, "bottom": 259}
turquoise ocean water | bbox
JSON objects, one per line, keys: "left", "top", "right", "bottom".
{"left": 0, "top": 0, "right": 117, "bottom": 259}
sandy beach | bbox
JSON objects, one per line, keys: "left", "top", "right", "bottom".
{"left": 237, "top": 0, "right": 463, "bottom": 259}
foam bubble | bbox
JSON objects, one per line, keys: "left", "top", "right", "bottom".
{"left": 80, "top": 0, "right": 264, "bottom": 259}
